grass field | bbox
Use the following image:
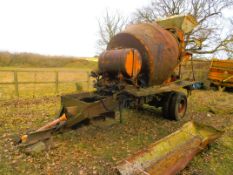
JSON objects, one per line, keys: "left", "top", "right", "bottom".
{"left": 0, "top": 89, "right": 233, "bottom": 175}
{"left": 0, "top": 67, "right": 95, "bottom": 100}
{"left": 0, "top": 52, "right": 98, "bottom": 69}
{"left": 0, "top": 52, "right": 97, "bottom": 99}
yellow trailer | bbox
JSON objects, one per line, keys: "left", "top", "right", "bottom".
{"left": 208, "top": 60, "right": 233, "bottom": 88}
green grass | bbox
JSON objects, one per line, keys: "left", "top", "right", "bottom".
{"left": 0, "top": 87, "right": 233, "bottom": 174}
{"left": 0, "top": 67, "right": 95, "bottom": 100}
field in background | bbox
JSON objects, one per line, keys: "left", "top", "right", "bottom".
{"left": 0, "top": 57, "right": 212, "bottom": 100}
{"left": 0, "top": 52, "right": 97, "bottom": 100}
{"left": 0, "top": 52, "right": 97, "bottom": 69}
{"left": 0, "top": 68, "right": 93, "bottom": 100}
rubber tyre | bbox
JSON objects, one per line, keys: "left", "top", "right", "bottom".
{"left": 162, "top": 92, "right": 174, "bottom": 119}
{"left": 169, "top": 92, "right": 187, "bottom": 121}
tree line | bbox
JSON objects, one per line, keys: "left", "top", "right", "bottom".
{"left": 0, "top": 52, "right": 96, "bottom": 68}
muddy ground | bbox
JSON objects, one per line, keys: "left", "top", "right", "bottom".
{"left": 0, "top": 90, "right": 233, "bottom": 175}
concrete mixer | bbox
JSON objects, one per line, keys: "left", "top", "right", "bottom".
{"left": 16, "top": 15, "right": 223, "bottom": 175}
{"left": 95, "top": 15, "right": 197, "bottom": 120}
{"left": 18, "top": 15, "right": 199, "bottom": 144}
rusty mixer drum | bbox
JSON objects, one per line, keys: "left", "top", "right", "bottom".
{"left": 107, "top": 23, "right": 181, "bottom": 86}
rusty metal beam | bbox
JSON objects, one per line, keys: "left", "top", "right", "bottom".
{"left": 116, "top": 121, "right": 223, "bottom": 175}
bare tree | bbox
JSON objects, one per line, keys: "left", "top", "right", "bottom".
{"left": 132, "top": 0, "right": 233, "bottom": 57}
{"left": 225, "top": 19, "right": 233, "bottom": 59}
{"left": 96, "top": 10, "right": 127, "bottom": 54}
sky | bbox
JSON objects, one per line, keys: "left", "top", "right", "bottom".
{"left": 0, "top": 0, "right": 149, "bottom": 57}
{"left": 0, "top": 0, "right": 232, "bottom": 57}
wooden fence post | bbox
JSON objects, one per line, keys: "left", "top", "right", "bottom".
{"left": 33, "top": 72, "right": 37, "bottom": 98}
{"left": 87, "top": 71, "right": 90, "bottom": 91}
{"left": 55, "top": 71, "right": 59, "bottom": 95}
{"left": 14, "top": 71, "right": 19, "bottom": 97}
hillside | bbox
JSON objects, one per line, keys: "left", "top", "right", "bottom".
{"left": 0, "top": 52, "right": 97, "bottom": 69}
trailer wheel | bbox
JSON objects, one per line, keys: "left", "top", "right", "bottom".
{"left": 169, "top": 92, "right": 187, "bottom": 121}
{"left": 162, "top": 92, "right": 174, "bottom": 119}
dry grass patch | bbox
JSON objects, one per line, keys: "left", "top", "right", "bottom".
{"left": 0, "top": 90, "right": 232, "bottom": 174}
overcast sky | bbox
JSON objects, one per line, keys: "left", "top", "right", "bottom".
{"left": 0, "top": 0, "right": 232, "bottom": 57}
{"left": 0, "top": 0, "right": 149, "bottom": 57}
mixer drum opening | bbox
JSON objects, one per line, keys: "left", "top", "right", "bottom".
{"left": 98, "top": 48, "right": 142, "bottom": 78}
